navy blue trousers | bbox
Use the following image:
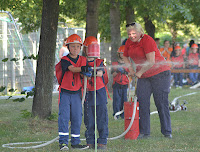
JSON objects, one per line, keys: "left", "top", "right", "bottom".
{"left": 173, "top": 73, "right": 183, "bottom": 86}
{"left": 189, "top": 66, "right": 199, "bottom": 83}
{"left": 84, "top": 87, "right": 109, "bottom": 145}
{"left": 58, "top": 91, "right": 82, "bottom": 145}
{"left": 137, "top": 70, "right": 172, "bottom": 135}
{"left": 113, "top": 84, "right": 128, "bottom": 118}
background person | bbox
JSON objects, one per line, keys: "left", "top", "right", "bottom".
{"left": 160, "top": 40, "right": 173, "bottom": 61}
{"left": 59, "top": 37, "right": 69, "bottom": 59}
{"left": 123, "top": 22, "right": 172, "bottom": 139}
{"left": 188, "top": 43, "right": 200, "bottom": 85}
{"left": 182, "top": 43, "right": 188, "bottom": 57}
{"left": 155, "top": 38, "right": 160, "bottom": 49}
{"left": 186, "top": 40, "right": 195, "bottom": 56}
{"left": 171, "top": 46, "right": 185, "bottom": 88}
{"left": 111, "top": 45, "right": 129, "bottom": 120}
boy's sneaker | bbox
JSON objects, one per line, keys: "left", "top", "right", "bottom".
{"left": 87, "top": 144, "right": 95, "bottom": 149}
{"left": 97, "top": 144, "right": 107, "bottom": 150}
{"left": 71, "top": 144, "right": 89, "bottom": 150}
{"left": 59, "top": 143, "right": 69, "bottom": 151}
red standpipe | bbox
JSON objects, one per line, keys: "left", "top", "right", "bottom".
{"left": 124, "top": 101, "right": 140, "bottom": 140}
{"left": 87, "top": 43, "right": 100, "bottom": 58}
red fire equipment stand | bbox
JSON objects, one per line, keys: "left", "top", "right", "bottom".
{"left": 124, "top": 101, "right": 140, "bottom": 140}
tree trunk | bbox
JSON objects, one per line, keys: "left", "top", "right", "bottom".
{"left": 170, "top": 23, "right": 177, "bottom": 46}
{"left": 32, "top": 0, "right": 59, "bottom": 119}
{"left": 143, "top": 16, "right": 155, "bottom": 39}
{"left": 167, "top": 21, "right": 177, "bottom": 46}
{"left": 86, "top": 0, "right": 100, "bottom": 38}
{"left": 125, "top": 1, "right": 135, "bottom": 24}
{"left": 110, "top": 0, "right": 121, "bottom": 63}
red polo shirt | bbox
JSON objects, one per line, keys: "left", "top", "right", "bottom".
{"left": 124, "top": 34, "right": 170, "bottom": 78}
{"left": 171, "top": 55, "right": 184, "bottom": 68}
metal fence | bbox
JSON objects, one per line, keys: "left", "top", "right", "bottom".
{"left": 0, "top": 11, "right": 88, "bottom": 94}
{"left": 0, "top": 11, "right": 112, "bottom": 95}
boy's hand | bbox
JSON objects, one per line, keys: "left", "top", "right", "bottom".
{"left": 82, "top": 71, "right": 92, "bottom": 77}
{"left": 81, "top": 65, "right": 93, "bottom": 72}
{"left": 117, "top": 67, "right": 125, "bottom": 74}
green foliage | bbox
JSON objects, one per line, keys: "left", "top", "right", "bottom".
{"left": 0, "top": 85, "right": 35, "bottom": 102}
{"left": 26, "top": 90, "right": 35, "bottom": 98}
{"left": 185, "top": 0, "right": 200, "bottom": 26}
{"left": 47, "top": 112, "right": 58, "bottom": 121}
{"left": 0, "top": 86, "right": 6, "bottom": 92}
{"left": 10, "top": 58, "right": 19, "bottom": 62}
{"left": 8, "top": 88, "right": 16, "bottom": 92}
{"left": 20, "top": 109, "right": 32, "bottom": 118}
{"left": 1, "top": 0, "right": 200, "bottom": 40}
{"left": 98, "top": 0, "right": 111, "bottom": 41}
{"left": 59, "top": 0, "right": 86, "bottom": 27}
{"left": 1, "top": 54, "right": 38, "bottom": 65}
{"left": 1, "top": 58, "right": 9, "bottom": 62}
{"left": 13, "top": 97, "right": 26, "bottom": 102}
{"left": 12, "top": 0, "right": 43, "bottom": 33}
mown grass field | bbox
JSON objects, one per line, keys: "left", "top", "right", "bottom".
{"left": 0, "top": 87, "right": 200, "bottom": 152}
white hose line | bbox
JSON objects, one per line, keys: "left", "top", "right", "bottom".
{"left": 2, "top": 91, "right": 137, "bottom": 149}
{"left": 2, "top": 136, "right": 59, "bottom": 149}
{"left": 2, "top": 77, "right": 138, "bottom": 148}
{"left": 114, "top": 110, "right": 124, "bottom": 120}
{"left": 108, "top": 95, "right": 137, "bottom": 140}
{"left": 171, "top": 92, "right": 197, "bottom": 107}
{"left": 150, "top": 92, "right": 197, "bottom": 115}
{"left": 81, "top": 75, "right": 87, "bottom": 105}
{"left": 150, "top": 108, "right": 181, "bottom": 115}
{"left": 3, "top": 90, "right": 196, "bottom": 149}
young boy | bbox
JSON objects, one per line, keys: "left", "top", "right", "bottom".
{"left": 188, "top": 43, "right": 200, "bottom": 85}
{"left": 171, "top": 46, "right": 185, "bottom": 88}
{"left": 82, "top": 36, "right": 108, "bottom": 150}
{"left": 58, "top": 34, "right": 90, "bottom": 151}
{"left": 111, "top": 45, "right": 129, "bottom": 119}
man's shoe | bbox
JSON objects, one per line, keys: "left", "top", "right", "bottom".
{"left": 137, "top": 134, "right": 150, "bottom": 139}
{"left": 164, "top": 134, "right": 172, "bottom": 139}
{"left": 87, "top": 144, "right": 95, "bottom": 149}
{"left": 97, "top": 144, "right": 107, "bottom": 150}
{"left": 59, "top": 143, "right": 69, "bottom": 151}
{"left": 71, "top": 144, "right": 89, "bottom": 150}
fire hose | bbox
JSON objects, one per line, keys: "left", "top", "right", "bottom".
{"left": 2, "top": 75, "right": 138, "bottom": 149}
{"left": 2, "top": 73, "right": 196, "bottom": 149}
{"left": 150, "top": 92, "right": 196, "bottom": 115}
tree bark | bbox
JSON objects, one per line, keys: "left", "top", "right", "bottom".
{"left": 143, "top": 16, "right": 155, "bottom": 39}
{"left": 86, "top": 0, "right": 100, "bottom": 38}
{"left": 110, "top": 0, "right": 121, "bottom": 63}
{"left": 32, "top": 0, "right": 59, "bottom": 119}
{"left": 125, "top": 1, "right": 135, "bottom": 24}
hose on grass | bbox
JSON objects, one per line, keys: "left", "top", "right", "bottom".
{"left": 2, "top": 76, "right": 138, "bottom": 149}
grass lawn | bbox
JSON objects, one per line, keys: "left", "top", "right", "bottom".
{"left": 0, "top": 87, "right": 200, "bottom": 152}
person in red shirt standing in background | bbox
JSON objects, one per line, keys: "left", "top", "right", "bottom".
{"left": 188, "top": 44, "right": 200, "bottom": 85}
{"left": 123, "top": 22, "right": 172, "bottom": 139}
{"left": 111, "top": 45, "right": 129, "bottom": 120}
{"left": 171, "top": 46, "right": 185, "bottom": 88}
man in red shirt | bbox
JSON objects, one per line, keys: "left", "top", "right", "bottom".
{"left": 123, "top": 22, "right": 172, "bottom": 139}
